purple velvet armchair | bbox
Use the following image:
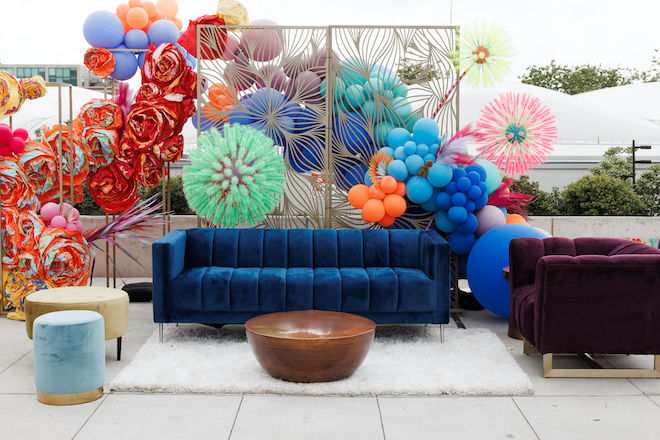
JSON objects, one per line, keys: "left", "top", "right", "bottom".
{"left": 509, "top": 237, "right": 660, "bottom": 378}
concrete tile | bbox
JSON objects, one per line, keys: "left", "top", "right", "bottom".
{"left": 600, "top": 354, "right": 660, "bottom": 395}
{"left": 0, "top": 393, "right": 104, "bottom": 440}
{"left": 230, "top": 395, "right": 383, "bottom": 440}
{"left": 650, "top": 396, "right": 660, "bottom": 407}
{"left": 0, "top": 316, "right": 32, "bottom": 372}
{"left": 514, "top": 395, "right": 660, "bottom": 440}
{"left": 379, "top": 396, "right": 536, "bottom": 440}
{"left": 74, "top": 393, "right": 241, "bottom": 440}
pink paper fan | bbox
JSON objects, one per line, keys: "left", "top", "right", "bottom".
{"left": 476, "top": 92, "right": 558, "bottom": 175}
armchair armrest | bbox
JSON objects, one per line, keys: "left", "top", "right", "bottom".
{"left": 533, "top": 254, "right": 660, "bottom": 354}
{"left": 152, "top": 229, "right": 187, "bottom": 323}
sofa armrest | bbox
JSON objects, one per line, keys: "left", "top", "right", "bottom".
{"left": 419, "top": 230, "right": 449, "bottom": 281}
{"left": 533, "top": 254, "right": 660, "bottom": 354}
{"left": 509, "top": 237, "right": 545, "bottom": 293}
{"left": 152, "top": 229, "right": 187, "bottom": 323}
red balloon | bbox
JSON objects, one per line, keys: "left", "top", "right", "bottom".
{"left": 12, "top": 128, "right": 29, "bottom": 141}
{"left": 9, "top": 137, "right": 25, "bottom": 153}
{"left": 0, "top": 124, "right": 12, "bottom": 145}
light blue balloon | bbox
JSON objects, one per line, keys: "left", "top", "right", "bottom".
{"left": 423, "top": 153, "right": 436, "bottom": 163}
{"left": 475, "top": 159, "right": 503, "bottom": 194}
{"left": 434, "top": 210, "right": 456, "bottom": 233}
{"left": 421, "top": 189, "right": 440, "bottom": 212}
{"left": 137, "top": 52, "right": 146, "bottom": 69}
{"left": 390, "top": 97, "right": 412, "bottom": 119}
{"left": 373, "top": 121, "right": 393, "bottom": 148}
{"left": 147, "top": 19, "right": 180, "bottom": 47}
{"left": 403, "top": 140, "right": 417, "bottom": 156}
{"left": 371, "top": 64, "right": 397, "bottom": 90}
{"left": 83, "top": 11, "right": 124, "bottom": 49}
{"left": 393, "top": 146, "right": 406, "bottom": 160}
{"left": 405, "top": 154, "right": 424, "bottom": 175}
{"left": 427, "top": 162, "right": 453, "bottom": 188}
{"left": 392, "top": 81, "right": 408, "bottom": 98}
{"left": 338, "top": 58, "right": 369, "bottom": 87}
{"left": 413, "top": 118, "right": 440, "bottom": 146}
{"left": 365, "top": 77, "right": 385, "bottom": 99}
{"left": 124, "top": 29, "right": 149, "bottom": 50}
{"left": 345, "top": 84, "right": 366, "bottom": 109}
{"left": 379, "top": 147, "right": 394, "bottom": 157}
{"left": 387, "top": 127, "right": 412, "bottom": 149}
{"left": 387, "top": 159, "right": 408, "bottom": 181}
{"left": 406, "top": 176, "right": 434, "bottom": 204}
{"left": 362, "top": 100, "right": 383, "bottom": 122}
{"left": 109, "top": 45, "right": 138, "bottom": 81}
{"left": 429, "top": 143, "right": 440, "bottom": 155}
{"left": 320, "top": 77, "right": 346, "bottom": 100}
{"left": 186, "top": 54, "right": 196, "bottom": 69}
{"left": 416, "top": 144, "right": 429, "bottom": 156}
{"left": 364, "top": 171, "right": 374, "bottom": 186}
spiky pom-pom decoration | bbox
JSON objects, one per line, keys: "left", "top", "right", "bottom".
{"left": 476, "top": 92, "right": 558, "bottom": 175}
{"left": 183, "top": 124, "right": 286, "bottom": 227}
{"left": 455, "top": 21, "right": 513, "bottom": 88}
{"left": 368, "top": 151, "right": 393, "bottom": 184}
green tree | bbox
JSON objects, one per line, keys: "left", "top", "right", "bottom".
{"left": 635, "top": 164, "right": 660, "bottom": 216}
{"left": 562, "top": 174, "right": 646, "bottom": 215}
{"left": 519, "top": 60, "right": 638, "bottom": 95}
{"left": 510, "top": 175, "right": 564, "bottom": 215}
{"left": 589, "top": 146, "right": 633, "bottom": 182}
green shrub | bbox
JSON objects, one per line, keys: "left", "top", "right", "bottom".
{"left": 510, "top": 175, "right": 565, "bottom": 215}
{"left": 562, "top": 174, "right": 646, "bottom": 215}
{"left": 635, "top": 164, "right": 660, "bottom": 216}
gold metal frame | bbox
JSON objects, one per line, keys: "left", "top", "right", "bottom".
{"left": 37, "top": 386, "right": 103, "bottom": 405}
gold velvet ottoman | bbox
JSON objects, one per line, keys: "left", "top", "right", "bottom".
{"left": 25, "top": 287, "right": 129, "bottom": 360}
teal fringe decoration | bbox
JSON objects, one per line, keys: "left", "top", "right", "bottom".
{"left": 183, "top": 124, "right": 286, "bottom": 228}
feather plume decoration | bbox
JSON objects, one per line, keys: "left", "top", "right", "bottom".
{"left": 436, "top": 124, "right": 478, "bottom": 165}
{"left": 114, "top": 83, "right": 135, "bottom": 120}
{"left": 476, "top": 92, "right": 558, "bottom": 175}
{"left": 487, "top": 178, "right": 534, "bottom": 217}
{"left": 83, "top": 194, "right": 169, "bottom": 266}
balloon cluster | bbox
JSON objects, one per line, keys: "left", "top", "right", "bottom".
{"left": 40, "top": 202, "right": 83, "bottom": 232}
{"left": 83, "top": 0, "right": 194, "bottom": 81}
{"left": 0, "top": 125, "right": 28, "bottom": 155}
{"left": 348, "top": 176, "right": 407, "bottom": 227}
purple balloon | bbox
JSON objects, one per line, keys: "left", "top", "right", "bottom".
{"left": 475, "top": 205, "right": 507, "bottom": 237}
{"left": 224, "top": 57, "right": 255, "bottom": 92}
{"left": 220, "top": 33, "right": 240, "bottom": 61}
{"left": 296, "top": 70, "right": 321, "bottom": 101}
{"left": 255, "top": 65, "right": 288, "bottom": 92}
{"left": 241, "top": 19, "right": 283, "bottom": 62}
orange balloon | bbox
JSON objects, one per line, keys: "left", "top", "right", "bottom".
{"left": 209, "top": 84, "right": 237, "bottom": 104}
{"left": 379, "top": 214, "right": 395, "bottom": 227}
{"left": 156, "top": 0, "right": 178, "bottom": 19}
{"left": 348, "top": 185, "right": 370, "bottom": 209}
{"left": 172, "top": 17, "right": 183, "bottom": 30}
{"left": 368, "top": 183, "right": 385, "bottom": 200}
{"left": 203, "top": 102, "right": 231, "bottom": 123}
{"left": 383, "top": 194, "right": 406, "bottom": 217}
{"left": 127, "top": 7, "right": 149, "bottom": 29}
{"left": 506, "top": 213, "right": 527, "bottom": 225}
{"left": 128, "top": 0, "right": 143, "bottom": 7}
{"left": 116, "top": 3, "right": 130, "bottom": 20}
{"left": 380, "top": 176, "right": 397, "bottom": 194}
{"left": 394, "top": 181, "right": 406, "bottom": 197}
{"left": 154, "top": 11, "right": 167, "bottom": 20}
{"left": 362, "top": 199, "right": 385, "bottom": 223}
{"left": 142, "top": 0, "right": 158, "bottom": 17}
{"left": 120, "top": 19, "right": 131, "bottom": 33}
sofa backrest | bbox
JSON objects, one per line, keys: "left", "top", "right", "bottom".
{"left": 540, "top": 237, "right": 659, "bottom": 257}
{"left": 183, "top": 228, "right": 422, "bottom": 269}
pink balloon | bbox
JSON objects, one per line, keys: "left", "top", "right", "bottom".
{"left": 220, "top": 33, "right": 240, "bottom": 61}
{"left": 41, "top": 202, "right": 60, "bottom": 222}
{"left": 50, "top": 215, "right": 67, "bottom": 229}
{"left": 255, "top": 65, "right": 288, "bottom": 92}
{"left": 12, "top": 128, "right": 29, "bottom": 141}
{"left": 73, "top": 220, "right": 83, "bottom": 231}
{"left": 65, "top": 222, "right": 79, "bottom": 231}
{"left": 224, "top": 58, "right": 255, "bottom": 92}
{"left": 296, "top": 70, "right": 321, "bottom": 100}
{"left": 475, "top": 205, "right": 506, "bottom": 237}
{"left": 0, "top": 125, "right": 12, "bottom": 145}
{"left": 241, "top": 19, "right": 283, "bottom": 62}
{"left": 9, "top": 137, "right": 25, "bottom": 153}
{"left": 69, "top": 207, "right": 80, "bottom": 221}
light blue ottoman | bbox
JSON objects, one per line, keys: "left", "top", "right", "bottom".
{"left": 33, "top": 310, "right": 105, "bottom": 405}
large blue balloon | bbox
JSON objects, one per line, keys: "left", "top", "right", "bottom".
{"left": 467, "top": 224, "right": 549, "bottom": 317}
{"left": 287, "top": 138, "right": 324, "bottom": 173}
{"left": 427, "top": 162, "right": 452, "bottom": 188}
{"left": 191, "top": 111, "right": 222, "bottom": 132}
{"left": 109, "top": 46, "right": 138, "bottom": 81}
{"left": 334, "top": 112, "right": 373, "bottom": 156}
{"left": 83, "top": 11, "right": 124, "bottom": 49}
{"left": 124, "top": 29, "right": 149, "bottom": 50}
{"left": 335, "top": 161, "right": 368, "bottom": 192}
{"left": 147, "top": 19, "right": 180, "bottom": 47}
{"left": 406, "top": 176, "right": 433, "bottom": 204}
{"left": 412, "top": 117, "right": 439, "bottom": 146}
{"left": 387, "top": 127, "right": 412, "bottom": 149}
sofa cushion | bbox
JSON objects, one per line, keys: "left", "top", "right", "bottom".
{"left": 340, "top": 267, "right": 370, "bottom": 311}
{"left": 338, "top": 229, "right": 364, "bottom": 267}
{"left": 169, "top": 267, "right": 207, "bottom": 310}
{"left": 313, "top": 230, "right": 338, "bottom": 267}
{"left": 363, "top": 229, "right": 390, "bottom": 267}
{"left": 230, "top": 267, "right": 260, "bottom": 310}
{"left": 389, "top": 230, "right": 420, "bottom": 268}
{"left": 238, "top": 230, "right": 264, "bottom": 267}
{"left": 366, "top": 267, "right": 398, "bottom": 312}
{"left": 185, "top": 229, "right": 214, "bottom": 268}
{"left": 393, "top": 267, "right": 435, "bottom": 311}
{"left": 212, "top": 229, "right": 238, "bottom": 267}
{"left": 258, "top": 267, "right": 287, "bottom": 311}
{"left": 313, "top": 267, "right": 341, "bottom": 310}
{"left": 286, "top": 267, "right": 314, "bottom": 309}
{"left": 263, "top": 230, "right": 287, "bottom": 267}
{"left": 608, "top": 241, "right": 660, "bottom": 255}
{"left": 288, "top": 229, "right": 314, "bottom": 267}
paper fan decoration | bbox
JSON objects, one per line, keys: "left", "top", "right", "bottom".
{"left": 456, "top": 21, "right": 513, "bottom": 88}
{"left": 476, "top": 92, "right": 558, "bottom": 175}
{"left": 183, "top": 124, "right": 286, "bottom": 227}
{"left": 367, "top": 150, "right": 393, "bottom": 184}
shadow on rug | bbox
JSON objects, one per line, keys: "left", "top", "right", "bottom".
{"left": 111, "top": 325, "right": 533, "bottom": 396}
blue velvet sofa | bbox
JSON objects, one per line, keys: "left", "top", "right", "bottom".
{"left": 152, "top": 228, "right": 450, "bottom": 326}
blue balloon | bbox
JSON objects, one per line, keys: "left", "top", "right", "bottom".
{"left": 228, "top": 104, "right": 258, "bottom": 126}
{"left": 406, "top": 176, "right": 434, "bottom": 204}
{"left": 287, "top": 138, "right": 324, "bottom": 173}
{"left": 403, "top": 140, "right": 417, "bottom": 156}
{"left": 499, "top": 207, "right": 508, "bottom": 217}
{"left": 293, "top": 106, "right": 319, "bottom": 133}
{"left": 448, "top": 206, "right": 468, "bottom": 224}
{"left": 451, "top": 192, "right": 467, "bottom": 206}
{"left": 467, "top": 171, "right": 482, "bottom": 186}
{"left": 423, "top": 153, "right": 436, "bottom": 163}
{"left": 393, "top": 146, "right": 406, "bottom": 160}
{"left": 336, "top": 162, "right": 368, "bottom": 192}
{"left": 83, "top": 11, "right": 124, "bottom": 49}
{"left": 464, "top": 200, "right": 476, "bottom": 213}
{"left": 456, "top": 176, "right": 472, "bottom": 193}
{"left": 412, "top": 117, "right": 440, "bottom": 146}
{"left": 448, "top": 231, "right": 476, "bottom": 255}
{"left": 478, "top": 182, "right": 488, "bottom": 194}
{"left": 147, "top": 19, "right": 180, "bottom": 47}
{"left": 373, "top": 121, "right": 393, "bottom": 147}
{"left": 434, "top": 210, "right": 456, "bottom": 233}
{"left": 429, "top": 143, "right": 440, "bottom": 156}
{"left": 468, "top": 185, "right": 483, "bottom": 200}
{"left": 465, "top": 164, "right": 487, "bottom": 182}
{"left": 467, "top": 224, "right": 549, "bottom": 317}
{"left": 388, "top": 127, "right": 412, "bottom": 149}
{"left": 416, "top": 144, "right": 429, "bottom": 156}
{"left": 387, "top": 160, "right": 408, "bottom": 181}
{"left": 421, "top": 189, "right": 440, "bottom": 212}
{"left": 457, "top": 213, "right": 478, "bottom": 233}
{"left": 476, "top": 159, "right": 503, "bottom": 195}
{"left": 345, "top": 84, "right": 366, "bottom": 109}
{"left": 475, "top": 192, "right": 489, "bottom": 210}
{"left": 427, "top": 162, "right": 453, "bottom": 188}
{"left": 379, "top": 147, "right": 394, "bottom": 157}
{"left": 109, "top": 46, "right": 138, "bottom": 81}
{"left": 191, "top": 111, "right": 221, "bottom": 132}
{"left": 452, "top": 167, "right": 467, "bottom": 181}
{"left": 334, "top": 112, "right": 373, "bottom": 156}
{"left": 405, "top": 154, "right": 424, "bottom": 175}
{"left": 445, "top": 181, "right": 457, "bottom": 195}
{"left": 124, "top": 29, "right": 149, "bottom": 50}
{"left": 137, "top": 52, "right": 146, "bottom": 69}
{"left": 435, "top": 191, "right": 452, "bottom": 210}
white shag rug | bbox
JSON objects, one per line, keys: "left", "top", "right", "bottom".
{"left": 110, "top": 325, "right": 533, "bottom": 396}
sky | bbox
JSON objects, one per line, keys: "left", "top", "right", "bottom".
{"left": 1, "top": 0, "right": 659, "bottom": 80}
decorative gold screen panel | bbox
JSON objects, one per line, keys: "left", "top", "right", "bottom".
{"left": 196, "top": 25, "right": 459, "bottom": 229}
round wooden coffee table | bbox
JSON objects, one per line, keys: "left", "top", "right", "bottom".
{"left": 245, "top": 310, "right": 375, "bottom": 383}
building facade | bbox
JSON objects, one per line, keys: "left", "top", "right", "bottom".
{"left": 0, "top": 64, "right": 105, "bottom": 89}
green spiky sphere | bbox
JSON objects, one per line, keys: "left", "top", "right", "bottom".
{"left": 183, "top": 124, "right": 286, "bottom": 227}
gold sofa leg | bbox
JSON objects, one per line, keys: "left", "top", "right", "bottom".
{"left": 523, "top": 339, "right": 539, "bottom": 355}
{"left": 542, "top": 354, "right": 660, "bottom": 378}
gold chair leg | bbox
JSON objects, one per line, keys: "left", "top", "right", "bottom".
{"left": 543, "top": 353, "right": 660, "bottom": 378}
